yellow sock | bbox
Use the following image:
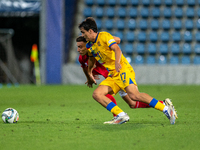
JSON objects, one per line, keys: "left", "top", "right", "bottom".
{"left": 149, "top": 98, "right": 165, "bottom": 111}
{"left": 106, "top": 102, "right": 124, "bottom": 116}
{"left": 110, "top": 106, "right": 123, "bottom": 116}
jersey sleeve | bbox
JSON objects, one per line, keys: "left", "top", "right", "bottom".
{"left": 86, "top": 42, "right": 94, "bottom": 57}
{"left": 104, "top": 32, "right": 117, "bottom": 48}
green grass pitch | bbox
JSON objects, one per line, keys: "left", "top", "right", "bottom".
{"left": 0, "top": 84, "right": 200, "bottom": 150}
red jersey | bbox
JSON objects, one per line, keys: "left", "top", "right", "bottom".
{"left": 79, "top": 54, "right": 109, "bottom": 78}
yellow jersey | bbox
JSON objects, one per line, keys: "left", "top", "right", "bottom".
{"left": 86, "top": 31, "right": 130, "bottom": 77}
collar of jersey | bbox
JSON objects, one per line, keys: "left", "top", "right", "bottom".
{"left": 93, "top": 32, "right": 99, "bottom": 43}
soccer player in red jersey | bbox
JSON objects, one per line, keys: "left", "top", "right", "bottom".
{"left": 76, "top": 35, "right": 167, "bottom": 123}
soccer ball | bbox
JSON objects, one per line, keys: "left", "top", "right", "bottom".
{"left": 2, "top": 108, "right": 19, "bottom": 123}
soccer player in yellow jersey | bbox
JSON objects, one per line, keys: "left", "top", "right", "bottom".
{"left": 78, "top": 17, "right": 177, "bottom": 124}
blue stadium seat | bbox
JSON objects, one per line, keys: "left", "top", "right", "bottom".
{"left": 185, "top": 8, "right": 195, "bottom": 18}
{"left": 196, "top": 19, "right": 200, "bottom": 30}
{"left": 149, "top": 31, "right": 158, "bottom": 42}
{"left": 115, "top": 19, "right": 125, "bottom": 30}
{"left": 125, "top": 31, "right": 135, "bottom": 42}
{"left": 94, "top": 7, "right": 104, "bottom": 18}
{"left": 194, "top": 44, "right": 200, "bottom": 55}
{"left": 173, "top": 19, "right": 182, "bottom": 30}
{"left": 118, "top": 43, "right": 122, "bottom": 49}
{"left": 182, "top": 43, "right": 192, "bottom": 54}
{"left": 107, "top": 0, "right": 116, "bottom": 6}
{"left": 136, "top": 43, "right": 145, "bottom": 55}
{"left": 181, "top": 56, "right": 191, "bottom": 64}
{"left": 146, "top": 55, "right": 156, "bottom": 64}
{"left": 124, "top": 43, "right": 134, "bottom": 55}
{"left": 174, "top": 8, "right": 183, "bottom": 18}
{"left": 114, "top": 31, "right": 124, "bottom": 42}
{"left": 170, "top": 43, "right": 180, "bottom": 55}
{"left": 152, "top": 0, "right": 161, "bottom": 6}
{"left": 105, "top": 7, "right": 115, "bottom": 18}
{"left": 196, "top": 9, "right": 200, "bottom": 18}
{"left": 104, "top": 19, "right": 114, "bottom": 30}
{"left": 125, "top": 56, "right": 133, "bottom": 63}
{"left": 142, "top": 0, "right": 150, "bottom": 6}
{"left": 159, "top": 43, "right": 168, "bottom": 55}
{"left": 129, "top": 0, "right": 139, "bottom": 6}
{"left": 137, "top": 32, "right": 146, "bottom": 42}
{"left": 140, "top": 7, "right": 149, "bottom": 18}
{"left": 169, "top": 56, "right": 179, "bottom": 64}
{"left": 128, "top": 7, "right": 138, "bottom": 18}
{"left": 151, "top": 7, "right": 160, "bottom": 18}
{"left": 172, "top": 32, "right": 181, "bottom": 42}
{"left": 135, "top": 55, "right": 144, "bottom": 64}
{"left": 193, "top": 56, "right": 200, "bottom": 64}
{"left": 158, "top": 55, "right": 167, "bottom": 65}
{"left": 175, "top": 0, "right": 184, "bottom": 6}
{"left": 186, "top": 0, "right": 195, "bottom": 6}
{"left": 185, "top": 19, "right": 194, "bottom": 30}
{"left": 118, "top": 0, "right": 128, "bottom": 6}
{"left": 96, "top": 0, "right": 106, "bottom": 6}
{"left": 162, "top": 7, "right": 172, "bottom": 18}
{"left": 160, "top": 32, "right": 170, "bottom": 42}
{"left": 183, "top": 31, "right": 193, "bottom": 42}
{"left": 126, "top": 19, "right": 136, "bottom": 30}
{"left": 96, "top": 19, "right": 102, "bottom": 29}
{"left": 147, "top": 43, "right": 157, "bottom": 54}
{"left": 83, "top": 7, "right": 92, "bottom": 17}
{"left": 116, "top": 7, "right": 126, "bottom": 18}
{"left": 85, "top": 0, "right": 94, "bottom": 6}
{"left": 150, "top": 19, "right": 159, "bottom": 30}
{"left": 195, "top": 32, "right": 200, "bottom": 42}
{"left": 138, "top": 19, "right": 148, "bottom": 30}
{"left": 164, "top": 0, "right": 173, "bottom": 6}
{"left": 161, "top": 19, "right": 171, "bottom": 30}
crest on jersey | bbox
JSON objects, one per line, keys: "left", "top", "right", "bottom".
{"left": 98, "top": 41, "right": 101, "bottom": 46}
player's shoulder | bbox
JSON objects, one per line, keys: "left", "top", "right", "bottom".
{"left": 86, "top": 41, "right": 93, "bottom": 49}
{"left": 79, "top": 54, "right": 88, "bottom": 64}
{"left": 99, "top": 31, "right": 112, "bottom": 36}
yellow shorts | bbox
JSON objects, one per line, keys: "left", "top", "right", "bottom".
{"left": 99, "top": 64, "right": 137, "bottom": 94}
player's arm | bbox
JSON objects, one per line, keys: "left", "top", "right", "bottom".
{"left": 87, "top": 56, "right": 97, "bottom": 87}
{"left": 110, "top": 44, "right": 122, "bottom": 73}
{"left": 113, "top": 36, "right": 121, "bottom": 44}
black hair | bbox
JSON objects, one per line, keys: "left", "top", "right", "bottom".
{"left": 78, "top": 17, "right": 98, "bottom": 33}
{"left": 76, "top": 36, "right": 87, "bottom": 43}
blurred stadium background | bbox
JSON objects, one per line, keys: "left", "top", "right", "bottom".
{"left": 0, "top": 0, "right": 200, "bottom": 85}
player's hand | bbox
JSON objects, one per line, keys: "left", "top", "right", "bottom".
{"left": 115, "top": 62, "right": 122, "bottom": 73}
{"left": 86, "top": 73, "right": 97, "bottom": 88}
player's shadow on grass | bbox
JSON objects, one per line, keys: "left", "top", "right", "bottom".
{"left": 18, "top": 120, "right": 51, "bottom": 124}
{"left": 92, "top": 121, "right": 168, "bottom": 131}
{"left": 92, "top": 123, "right": 145, "bottom": 131}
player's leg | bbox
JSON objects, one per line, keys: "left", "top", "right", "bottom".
{"left": 106, "top": 94, "right": 117, "bottom": 117}
{"left": 93, "top": 78, "right": 129, "bottom": 124}
{"left": 119, "top": 90, "right": 164, "bottom": 108}
{"left": 119, "top": 90, "right": 163, "bottom": 109}
{"left": 93, "top": 85, "right": 126, "bottom": 116}
{"left": 125, "top": 84, "right": 176, "bottom": 124}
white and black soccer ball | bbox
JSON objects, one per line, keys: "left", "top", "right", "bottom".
{"left": 2, "top": 108, "right": 19, "bottom": 123}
